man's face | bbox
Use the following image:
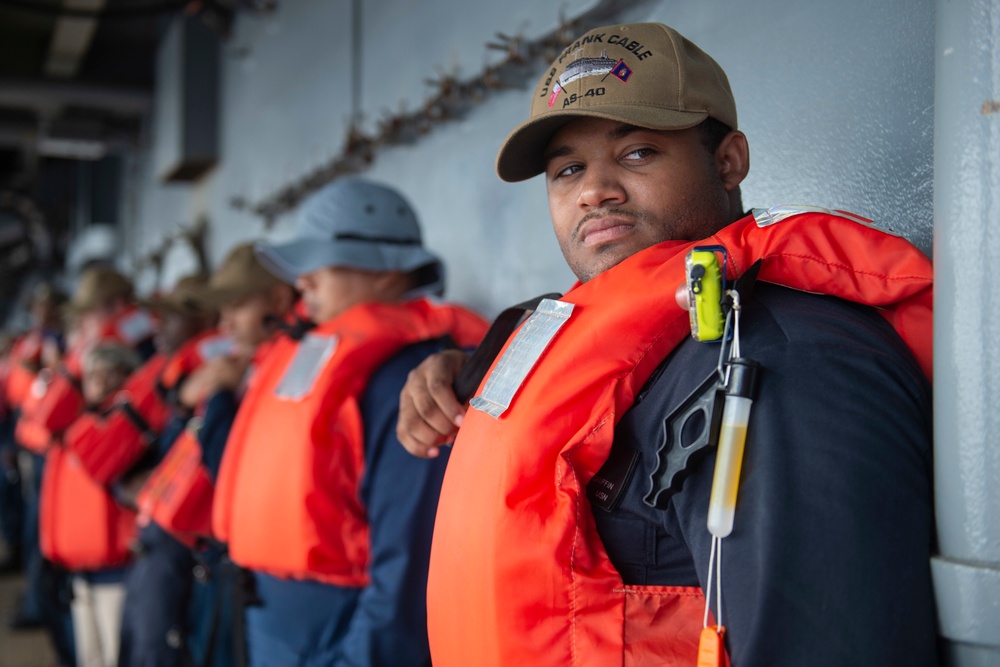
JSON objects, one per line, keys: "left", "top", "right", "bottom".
{"left": 77, "top": 307, "right": 113, "bottom": 342}
{"left": 219, "top": 293, "right": 275, "bottom": 354}
{"left": 157, "top": 311, "right": 204, "bottom": 356}
{"left": 82, "top": 362, "right": 128, "bottom": 406}
{"left": 295, "top": 266, "right": 385, "bottom": 324}
{"left": 30, "top": 300, "right": 59, "bottom": 329}
{"left": 544, "top": 118, "right": 734, "bottom": 282}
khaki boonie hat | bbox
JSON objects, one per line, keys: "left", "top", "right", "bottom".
{"left": 29, "top": 283, "right": 68, "bottom": 308}
{"left": 70, "top": 267, "right": 134, "bottom": 313}
{"left": 193, "top": 243, "right": 290, "bottom": 308}
{"left": 139, "top": 273, "right": 214, "bottom": 315}
{"left": 496, "top": 22, "right": 738, "bottom": 182}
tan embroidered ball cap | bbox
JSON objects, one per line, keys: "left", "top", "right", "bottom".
{"left": 496, "top": 22, "right": 738, "bottom": 182}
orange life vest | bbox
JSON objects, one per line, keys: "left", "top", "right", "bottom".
{"left": 427, "top": 208, "right": 933, "bottom": 666}
{"left": 66, "top": 354, "right": 171, "bottom": 485}
{"left": 40, "top": 409, "right": 137, "bottom": 570}
{"left": 66, "top": 330, "right": 229, "bottom": 487}
{"left": 157, "top": 329, "right": 234, "bottom": 394}
{"left": 94, "top": 306, "right": 157, "bottom": 359}
{"left": 137, "top": 426, "right": 215, "bottom": 544}
{"left": 134, "top": 331, "right": 236, "bottom": 544}
{"left": 14, "top": 306, "right": 157, "bottom": 454}
{"left": 213, "top": 298, "right": 487, "bottom": 584}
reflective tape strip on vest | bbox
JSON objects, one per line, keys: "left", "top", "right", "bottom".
{"left": 427, "top": 208, "right": 933, "bottom": 666}
{"left": 99, "top": 306, "right": 157, "bottom": 349}
{"left": 39, "top": 445, "right": 136, "bottom": 570}
{"left": 66, "top": 354, "right": 171, "bottom": 485}
{"left": 159, "top": 330, "right": 233, "bottom": 394}
{"left": 213, "top": 298, "right": 487, "bottom": 584}
{"left": 137, "top": 426, "right": 215, "bottom": 546}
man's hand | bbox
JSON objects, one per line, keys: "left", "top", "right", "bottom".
{"left": 178, "top": 355, "right": 250, "bottom": 409}
{"left": 397, "top": 349, "right": 469, "bottom": 459}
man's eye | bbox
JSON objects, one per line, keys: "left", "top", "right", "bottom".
{"left": 555, "top": 164, "right": 582, "bottom": 178}
{"left": 623, "top": 148, "right": 655, "bottom": 161}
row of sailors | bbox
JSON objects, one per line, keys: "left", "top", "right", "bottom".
{"left": 0, "top": 20, "right": 942, "bottom": 667}
{"left": 0, "top": 177, "right": 487, "bottom": 667}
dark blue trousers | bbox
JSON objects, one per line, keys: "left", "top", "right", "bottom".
{"left": 118, "top": 522, "right": 195, "bottom": 667}
{"left": 186, "top": 545, "right": 236, "bottom": 667}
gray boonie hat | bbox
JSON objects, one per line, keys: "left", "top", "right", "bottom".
{"left": 254, "top": 178, "right": 444, "bottom": 297}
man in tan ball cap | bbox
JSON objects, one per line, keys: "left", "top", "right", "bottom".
{"left": 399, "top": 21, "right": 936, "bottom": 667}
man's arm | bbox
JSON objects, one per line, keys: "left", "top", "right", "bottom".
{"left": 596, "top": 286, "right": 937, "bottom": 666}
{"left": 198, "top": 389, "right": 239, "bottom": 481}
{"left": 337, "top": 339, "right": 453, "bottom": 667}
{"left": 664, "top": 290, "right": 937, "bottom": 666}
{"left": 395, "top": 349, "right": 468, "bottom": 459}
{"left": 174, "top": 355, "right": 247, "bottom": 480}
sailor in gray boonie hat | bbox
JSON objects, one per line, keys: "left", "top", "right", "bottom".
{"left": 255, "top": 178, "right": 444, "bottom": 297}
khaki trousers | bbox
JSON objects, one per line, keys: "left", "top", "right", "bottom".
{"left": 71, "top": 576, "right": 126, "bottom": 667}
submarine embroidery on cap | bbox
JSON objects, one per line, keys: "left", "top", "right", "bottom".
{"left": 560, "top": 50, "right": 618, "bottom": 85}
{"left": 548, "top": 49, "right": 634, "bottom": 108}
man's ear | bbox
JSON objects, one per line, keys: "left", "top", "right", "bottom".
{"left": 374, "top": 270, "right": 412, "bottom": 299}
{"left": 715, "top": 130, "right": 750, "bottom": 192}
{"left": 270, "top": 283, "right": 296, "bottom": 315}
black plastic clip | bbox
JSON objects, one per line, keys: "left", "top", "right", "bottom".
{"left": 644, "top": 372, "right": 725, "bottom": 508}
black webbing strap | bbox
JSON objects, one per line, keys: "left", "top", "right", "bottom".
{"left": 452, "top": 293, "right": 562, "bottom": 404}
{"left": 724, "top": 258, "right": 763, "bottom": 314}
{"left": 57, "top": 366, "right": 83, "bottom": 395}
{"left": 231, "top": 559, "right": 259, "bottom": 667}
{"left": 117, "top": 400, "right": 158, "bottom": 446}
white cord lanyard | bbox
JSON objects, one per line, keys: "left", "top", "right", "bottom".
{"left": 699, "top": 287, "right": 761, "bottom": 667}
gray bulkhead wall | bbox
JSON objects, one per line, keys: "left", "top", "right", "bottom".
{"left": 126, "top": 0, "right": 935, "bottom": 313}
{"left": 932, "top": 0, "right": 1000, "bottom": 665}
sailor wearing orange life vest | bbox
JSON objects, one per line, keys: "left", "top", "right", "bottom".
{"left": 213, "top": 178, "right": 487, "bottom": 666}
{"left": 1, "top": 283, "right": 67, "bottom": 632}
{"left": 119, "top": 249, "right": 295, "bottom": 667}
{"left": 16, "top": 267, "right": 157, "bottom": 455}
{"left": 57, "top": 341, "right": 143, "bottom": 667}
{"left": 0, "top": 285, "right": 66, "bottom": 553}
{"left": 2, "top": 284, "right": 67, "bottom": 414}
{"left": 397, "top": 23, "right": 937, "bottom": 667}
{"left": 113, "top": 272, "right": 236, "bottom": 667}
{"left": 29, "top": 268, "right": 157, "bottom": 667}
